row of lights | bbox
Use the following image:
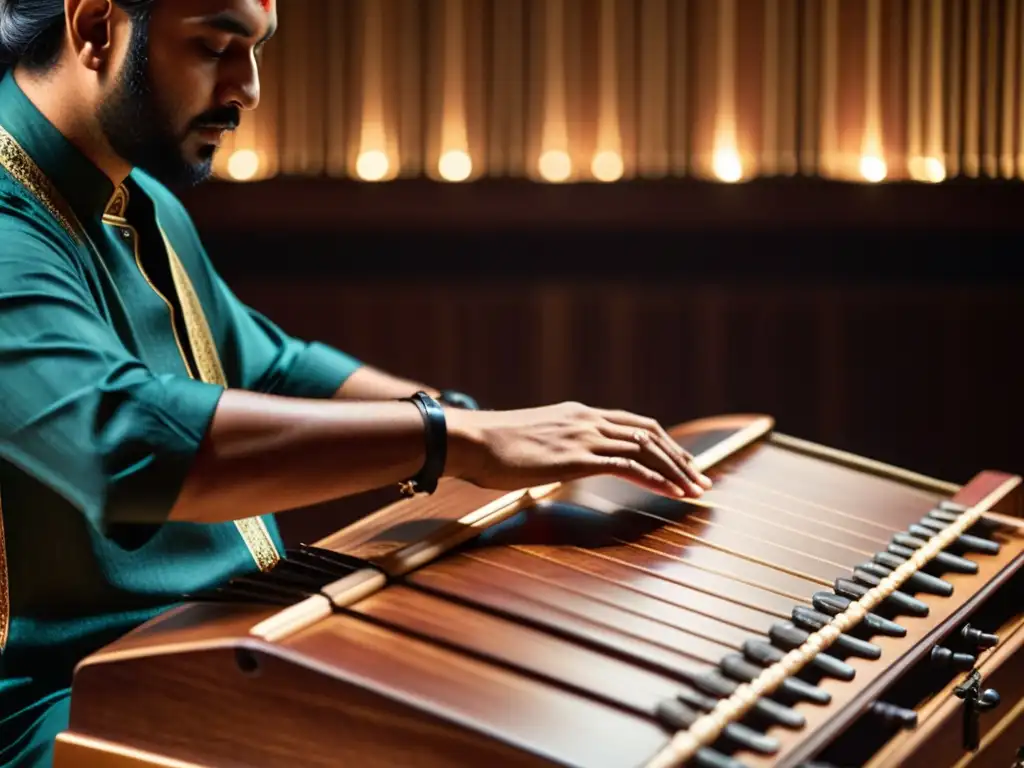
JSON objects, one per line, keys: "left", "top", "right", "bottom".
{"left": 225, "top": 147, "right": 949, "bottom": 184}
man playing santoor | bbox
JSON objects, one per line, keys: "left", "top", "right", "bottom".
{"left": 0, "top": 1, "right": 712, "bottom": 765}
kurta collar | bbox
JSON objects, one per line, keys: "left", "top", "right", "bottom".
{"left": 0, "top": 69, "right": 126, "bottom": 222}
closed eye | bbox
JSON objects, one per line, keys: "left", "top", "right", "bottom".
{"left": 198, "top": 40, "right": 228, "bottom": 59}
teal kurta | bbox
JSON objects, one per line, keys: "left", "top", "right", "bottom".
{"left": 0, "top": 70, "right": 362, "bottom": 766}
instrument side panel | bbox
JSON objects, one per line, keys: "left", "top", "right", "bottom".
{"left": 68, "top": 612, "right": 669, "bottom": 768}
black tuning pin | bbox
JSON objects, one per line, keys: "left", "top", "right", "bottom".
{"left": 745, "top": 637, "right": 856, "bottom": 681}
{"left": 656, "top": 695, "right": 780, "bottom": 755}
{"left": 811, "top": 592, "right": 906, "bottom": 638}
{"left": 927, "top": 508, "right": 959, "bottom": 524}
{"left": 834, "top": 577, "right": 930, "bottom": 618}
{"left": 693, "top": 671, "right": 805, "bottom": 729}
{"left": 869, "top": 701, "right": 918, "bottom": 730}
{"left": 888, "top": 538, "right": 978, "bottom": 574}
{"left": 860, "top": 558, "right": 954, "bottom": 597}
{"left": 929, "top": 505, "right": 1001, "bottom": 534}
{"left": 847, "top": 568, "right": 940, "bottom": 614}
{"left": 720, "top": 653, "right": 831, "bottom": 705}
{"left": 692, "top": 749, "right": 748, "bottom": 768}
{"left": 789, "top": 609, "right": 882, "bottom": 659}
{"left": 917, "top": 516, "right": 947, "bottom": 533}
{"left": 931, "top": 646, "right": 976, "bottom": 672}
{"left": 961, "top": 623, "right": 999, "bottom": 649}
{"left": 906, "top": 523, "right": 1001, "bottom": 556}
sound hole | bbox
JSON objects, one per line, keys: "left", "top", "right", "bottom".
{"left": 235, "top": 648, "right": 261, "bottom": 677}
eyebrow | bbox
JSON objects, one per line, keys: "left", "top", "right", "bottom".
{"left": 199, "top": 11, "right": 277, "bottom": 43}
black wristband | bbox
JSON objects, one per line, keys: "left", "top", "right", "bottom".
{"left": 399, "top": 391, "right": 447, "bottom": 496}
{"left": 438, "top": 389, "right": 480, "bottom": 411}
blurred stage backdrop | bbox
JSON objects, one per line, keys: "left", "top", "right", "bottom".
{"left": 173, "top": 0, "right": 1024, "bottom": 542}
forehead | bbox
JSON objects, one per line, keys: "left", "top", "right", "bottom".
{"left": 164, "top": 0, "right": 277, "bottom": 26}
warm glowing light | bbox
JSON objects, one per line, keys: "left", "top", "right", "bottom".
{"left": 538, "top": 149, "right": 572, "bottom": 183}
{"left": 226, "top": 149, "right": 260, "bottom": 181}
{"left": 859, "top": 155, "right": 887, "bottom": 182}
{"left": 438, "top": 149, "right": 473, "bottom": 182}
{"left": 712, "top": 148, "right": 743, "bottom": 182}
{"left": 590, "top": 150, "right": 623, "bottom": 182}
{"left": 909, "top": 156, "right": 947, "bottom": 183}
{"left": 355, "top": 150, "right": 390, "bottom": 181}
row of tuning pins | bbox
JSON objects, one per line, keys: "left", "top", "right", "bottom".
{"left": 657, "top": 500, "right": 1005, "bottom": 768}
{"left": 836, "top": 500, "right": 1004, "bottom": 732}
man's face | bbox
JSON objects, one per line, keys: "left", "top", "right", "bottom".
{"left": 97, "top": 0, "right": 276, "bottom": 186}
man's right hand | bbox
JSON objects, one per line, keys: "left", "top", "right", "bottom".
{"left": 446, "top": 401, "right": 712, "bottom": 499}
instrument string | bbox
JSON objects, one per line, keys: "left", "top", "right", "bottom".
{"left": 616, "top": 536, "right": 821, "bottom": 600}
{"left": 657, "top": 496, "right": 877, "bottom": 558}
{"left": 457, "top": 552, "right": 759, "bottom": 664}
{"left": 507, "top": 545, "right": 787, "bottom": 629}
{"left": 694, "top": 482, "right": 892, "bottom": 544}
{"left": 716, "top": 470, "right": 1024, "bottom": 536}
{"left": 569, "top": 490, "right": 844, "bottom": 589}
{"left": 748, "top": 441, "right": 951, "bottom": 505}
{"left": 709, "top": 468, "right": 923, "bottom": 532}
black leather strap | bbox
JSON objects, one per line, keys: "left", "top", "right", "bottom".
{"left": 438, "top": 389, "right": 480, "bottom": 411}
{"left": 400, "top": 391, "right": 447, "bottom": 496}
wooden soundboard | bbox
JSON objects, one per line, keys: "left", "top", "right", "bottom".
{"left": 52, "top": 414, "right": 1024, "bottom": 768}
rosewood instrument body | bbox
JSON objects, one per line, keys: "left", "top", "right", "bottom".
{"left": 52, "top": 415, "right": 1024, "bottom": 768}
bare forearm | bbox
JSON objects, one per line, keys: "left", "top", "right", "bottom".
{"left": 169, "top": 389, "right": 444, "bottom": 524}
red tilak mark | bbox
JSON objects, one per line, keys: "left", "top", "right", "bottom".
{"left": 258, "top": 0, "right": 272, "bottom": 10}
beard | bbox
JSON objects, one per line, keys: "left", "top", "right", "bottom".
{"left": 96, "top": 12, "right": 237, "bottom": 187}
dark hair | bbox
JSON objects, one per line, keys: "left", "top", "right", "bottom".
{"left": 0, "top": 0, "right": 155, "bottom": 71}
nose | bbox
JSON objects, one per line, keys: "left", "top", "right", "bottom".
{"left": 221, "top": 53, "right": 261, "bottom": 112}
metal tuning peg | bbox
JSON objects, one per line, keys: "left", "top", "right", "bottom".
{"left": 955, "top": 669, "right": 1001, "bottom": 750}
{"left": 961, "top": 623, "right": 999, "bottom": 650}
{"left": 931, "top": 646, "right": 976, "bottom": 672}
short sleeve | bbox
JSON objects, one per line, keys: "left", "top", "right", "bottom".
{"left": 0, "top": 228, "right": 225, "bottom": 529}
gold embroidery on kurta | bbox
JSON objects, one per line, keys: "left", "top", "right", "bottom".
{"left": 0, "top": 125, "right": 84, "bottom": 241}
{"left": 161, "top": 229, "right": 280, "bottom": 572}
{"left": 0, "top": 127, "right": 280, "bottom": 648}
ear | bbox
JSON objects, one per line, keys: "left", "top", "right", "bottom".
{"left": 66, "top": 0, "right": 116, "bottom": 72}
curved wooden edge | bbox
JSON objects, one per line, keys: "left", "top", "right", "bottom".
{"left": 673, "top": 414, "right": 775, "bottom": 472}
{"left": 53, "top": 731, "right": 211, "bottom": 768}
{"left": 667, "top": 413, "right": 775, "bottom": 440}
